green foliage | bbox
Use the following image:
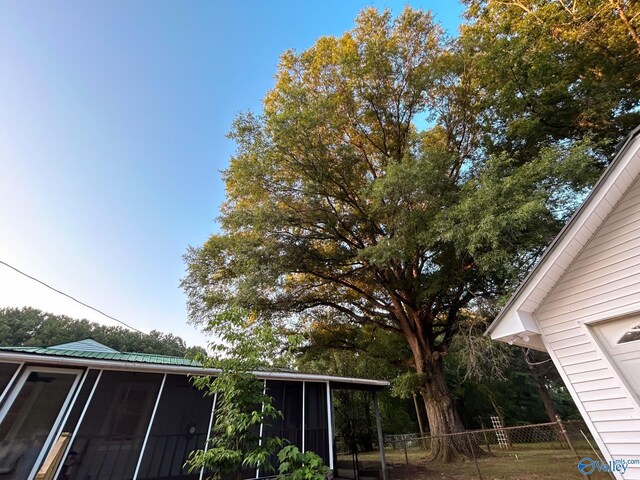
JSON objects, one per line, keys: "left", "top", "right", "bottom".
{"left": 187, "top": 310, "right": 287, "bottom": 479}
{"left": 276, "top": 445, "right": 329, "bottom": 480}
{"left": 391, "top": 372, "right": 428, "bottom": 399}
{"left": 461, "top": 0, "right": 640, "bottom": 159}
{"left": 446, "top": 346, "right": 580, "bottom": 428}
{"left": 0, "top": 307, "right": 201, "bottom": 357}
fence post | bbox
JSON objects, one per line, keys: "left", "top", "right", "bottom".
{"left": 479, "top": 419, "right": 491, "bottom": 453}
{"left": 556, "top": 416, "right": 579, "bottom": 459}
{"left": 404, "top": 439, "right": 409, "bottom": 465}
{"left": 373, "top": 392, "right": 389, "bottom": 480}
{"left": 413, "top": 393, "right": 427, "bottom": 450}
{"left": 466, "top": 432, "right": 483, "bottom": 480}
{"left": 556, "top": 415, "right": 588, "bottom": 479}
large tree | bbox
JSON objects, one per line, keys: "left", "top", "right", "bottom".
{"left": 182, "top": 6, "right": 626, "bottom": 460}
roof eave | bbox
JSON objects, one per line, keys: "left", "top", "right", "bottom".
{"left": 0, "top": 350, "right": 390, "bottom": 387}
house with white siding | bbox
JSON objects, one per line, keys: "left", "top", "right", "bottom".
{"left": 487, "top": 126, "right": 640, "bottom": 480}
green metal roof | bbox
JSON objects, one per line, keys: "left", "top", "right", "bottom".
{"left": 0, "top": 345, "right": 200, "bottom": 366}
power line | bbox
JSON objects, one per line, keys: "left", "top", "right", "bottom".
{"left": 0, "top": 259, "right": 148, "bottom": 335}
{"left": 524, "top": 348, "right": 553, "bottom": 366}
{"left": 0, "top": 259, "right": 190, "bottom": 357}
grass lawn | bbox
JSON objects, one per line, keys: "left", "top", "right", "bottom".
{"left": 337, "top": 443, "right": 615, "bottom": 480}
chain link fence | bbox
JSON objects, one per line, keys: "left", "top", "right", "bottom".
{"left": 335, "top": 419, "right": 615, "bottom": 480}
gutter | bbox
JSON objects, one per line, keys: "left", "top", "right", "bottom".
{"left": 0, "top": 351, "right": 389, "bottom": 387}
{"left": 486, "top": 125, "right": 640, "bottom": 336}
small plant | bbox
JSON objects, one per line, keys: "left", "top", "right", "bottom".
{"left": 276, "top": 445, "right": 330, "bottom": 480}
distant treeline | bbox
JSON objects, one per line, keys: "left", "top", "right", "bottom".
{"left": 0, "top": 306, "right": 205, "bottom": 357}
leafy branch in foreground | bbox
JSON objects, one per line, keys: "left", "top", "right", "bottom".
{"left": 276, "top": 445, "right": 329, "bottom": 480}
{"left": 187, "top": 310, "right": 328, "bottom": 479}
{"left": 187, "top": 312, "right": 285, "bottom": 480}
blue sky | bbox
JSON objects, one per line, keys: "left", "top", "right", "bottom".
{"left": 0, "top": 1, "right": 464, "bottom": 348}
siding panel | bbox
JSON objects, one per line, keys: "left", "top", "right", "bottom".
{"left": 569, "top": 369, "right": 613, "bottom": 384}
{"left": 593, "top": 420, "right": 640, "bottom": 432}
{"left": 588, "top": 408, "right": 637, "bottom": 422}
{"left": 572, "top": 378, "right": 620, "bottom": 393}
{"left": 600, "top": 431, "right": 640, "bottom": 444}
{"left": 538, "top": 282, "right": 640, "bottom": 323}
{"left": 564, "top": 359, "right": 609, "bottom": 375}
{"left": 578, "top": 388, "right": 626, "bottom": 402}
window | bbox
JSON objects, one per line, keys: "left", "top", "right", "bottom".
{"left": 618, "top": 324, "right": 640, "bottom": 344}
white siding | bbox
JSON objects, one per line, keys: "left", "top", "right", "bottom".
{"left": 535, "top": 175, "right": 640, "bottom": 478}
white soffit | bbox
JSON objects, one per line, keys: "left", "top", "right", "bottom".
{"left": 487, "top": 127, "right": 640, "bottom": 342}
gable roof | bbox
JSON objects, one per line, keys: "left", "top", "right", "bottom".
{"left": 49, "top": 338, "right": 119, "bottom": 353}
{"left": 486, "top": 126, "right": 640, "bottom": 348}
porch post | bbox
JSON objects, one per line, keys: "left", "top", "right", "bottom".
{"left": 199, "top": 391, "right": 218, "bottom": 480}
{"left": 302, "top": 381, "right": 306, "bottom": 452}
{"left": 53, "top": 369, "right": 104, "bottom": 480}
{"left": 133, "top": 373, "right": 167, "bottom": 480}
{"left": 256, "top": 379, "right": 267, "bottom": 479}
{"left": 326, "top": 382, "right": 334, "bottom": 471}
{"left": 373, "top": 391, "right": 388, "bottom": 480}
{"left": 0, "top": 362, "right": 23, "bottom": 406}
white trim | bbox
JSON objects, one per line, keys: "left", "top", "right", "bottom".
{"left": 301, "top": 381, "right": 306, "bottom": 453}
{"left": 133, "top": 373, "right": 167, "bottom": 480}
{"left": 45, "top": 367, "right": 91, "bottom": 471}
{"left": 199, "top": 391, "right": 218, "bottom": 480}
{"left": 54, "top": 369, "right": 103, "bottom": 480}
{"left": 326, "top": 382, "right": 334, "bottom": 470}
{"left": 0, "top": 361, "right": 24, "bottom": 406}
{"left": 537, "top": 324, "right": 623, "bottom": 480}
{"left": 256, "top": 379, "right": 267, "bottom": 479}
{"left": 1, "top": 367, "right": 85, "bottom": 480}
{"left": 0, "top": 351, "right": 388, "bottom": 388}
{"left": 52, "top": 368, "right": 90, "bottom": 437}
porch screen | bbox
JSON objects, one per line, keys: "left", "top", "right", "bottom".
{"left": 60, "top": 369, "right": 100, "bottom": 433}
{"left": 264, "top": 381, "right": 303, "bottom": 448}
{"left": 0, "top": 363, "right": 19, "bottom": 402}
{"left": 61, "top": 371, "right": 163, "bottom": 480}
{"left": 261, "top": 381, "right": 303, "bottom": 473}
{"left": 136, "top": 374, "right": 214, "bottom": 480}
{"left": 304, "top": 382, "right": 329, "bottom": 464}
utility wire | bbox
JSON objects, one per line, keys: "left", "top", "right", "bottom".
{"left": 0, "top": 259, "right": 189, "bottom": 357}
{"left": 524, "top": 348, "right": 553, "bottom": 366}
{"left": 1, "top": 259, "right": 148, "bottom": 336}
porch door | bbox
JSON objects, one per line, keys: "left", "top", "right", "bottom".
{"left": 0, "top": 367, "right": 81, "bottom": 480}
{"left": 594, "top": 316, "right": 640, "bottom": 402}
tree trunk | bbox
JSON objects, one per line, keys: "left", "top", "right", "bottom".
{"left": 404, "top": 326, "right": 481, "bottom": 462}
{"left": 419, "top": 353, "right": 481, "bottom": 462}
{"left": 523, "top": 348, "right": 558, "bottom": 423}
